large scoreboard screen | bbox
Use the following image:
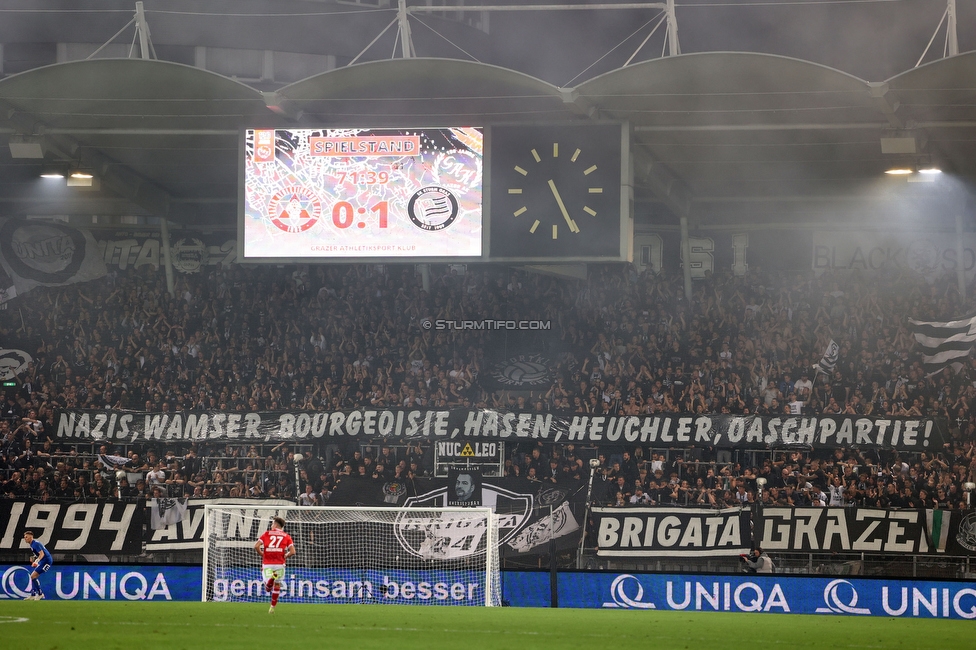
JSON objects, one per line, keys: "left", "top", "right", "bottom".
{"left": 241, "top": 127, "right": 483, "bottom": 260}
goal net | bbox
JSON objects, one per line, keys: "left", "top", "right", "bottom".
{"left": 202, "top": 505, "right": 501, "bottom": 606}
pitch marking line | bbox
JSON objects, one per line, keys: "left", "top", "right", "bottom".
{"left": 84, "top": 620, "right": 885, "bottom": 646}
{"left": 0, "top": 616, "right": 29, "bottom": 623}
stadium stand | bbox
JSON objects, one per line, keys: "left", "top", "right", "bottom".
{"left": 1, "top": 262, "right": 974, "bottom": 511}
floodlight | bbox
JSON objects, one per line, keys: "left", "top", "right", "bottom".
{"left": 66, "top": 168, "right": 94, "bottom": 187}
{"left": 9, "top": 135, "right": 44, "bottom": 159}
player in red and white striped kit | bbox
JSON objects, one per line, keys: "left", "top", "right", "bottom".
{"left": 253, "top": 516, "right": 296, "bottom": 613}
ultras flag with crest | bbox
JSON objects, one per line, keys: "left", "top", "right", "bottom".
{"left": 0, "top": 219, "right": 106, "bottom": 304}
{"left": 815, "top": 339, "right": 840, "bottom": 375}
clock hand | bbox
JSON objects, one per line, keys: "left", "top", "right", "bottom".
{"left": 547, "top": 180, "right": 579, "bottom": 233}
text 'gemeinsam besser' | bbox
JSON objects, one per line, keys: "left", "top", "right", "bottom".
{"left": 54, "top": 410, "right": 944, "bottom": 450}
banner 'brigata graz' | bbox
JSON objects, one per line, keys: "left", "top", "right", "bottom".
{"left": 54, "top": 409, "right": 948, "bottom": 451}
{"left": 594, "top": 507, "right": 976, "bottom": 557}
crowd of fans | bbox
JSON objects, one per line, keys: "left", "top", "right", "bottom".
{"left": 1, "top": 260, "right": 975, "bottom": 509}
{"left": 588, "top": 444, "right": 976, "bottom": 511}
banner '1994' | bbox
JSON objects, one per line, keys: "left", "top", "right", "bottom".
{"left": 55, "top": 409, "right": 948, "bottom": 451}
{"left": 0, "top": 500, "right": 144, "bottom": 554}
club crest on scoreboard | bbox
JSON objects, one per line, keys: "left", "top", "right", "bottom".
{"left": 267, "top": 186, "right": 323, "bottom": 233}
{"left": 407, "top": 186, "right": 459, "bottom": 232}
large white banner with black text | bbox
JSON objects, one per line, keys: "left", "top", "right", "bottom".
{"left": 594, "top": 507, "right": 750, "bottom": 557}
{"left": 55, "top": 409, "right": 949, "bottom": 451}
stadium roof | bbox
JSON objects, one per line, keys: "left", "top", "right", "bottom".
{"left": 0, "top": 51, "right": 973, "bottom": 231}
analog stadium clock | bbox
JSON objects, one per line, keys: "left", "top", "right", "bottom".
{"left": 489, "top": 123, "right": 625, "bottom": 260}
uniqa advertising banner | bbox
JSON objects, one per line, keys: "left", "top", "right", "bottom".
{"left": 210, "top": 568, "right": 489, "bottom": 606}
{"left": 54, "top": 409, "right": 948, "bottom": 451}
{"left": 505, "top": 572, "right": 976, "bottom": 619}
{"left": 0, "top": 564, "right": 199, "bottom": 601}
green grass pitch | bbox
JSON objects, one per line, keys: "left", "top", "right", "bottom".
{"left": 0, "top": 601, "right": 972, "bottom": 650}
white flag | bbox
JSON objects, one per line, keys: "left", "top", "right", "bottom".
{"left": 150, "top": 498, "right": 188, "bottom": 530}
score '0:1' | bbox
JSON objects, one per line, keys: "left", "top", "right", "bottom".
{"left": 333, "top": 201, "right": 388, "bottom": 228}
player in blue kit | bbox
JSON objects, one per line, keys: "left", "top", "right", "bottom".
{"left": 23, "top": 531, "right": 52, "bottom": 600}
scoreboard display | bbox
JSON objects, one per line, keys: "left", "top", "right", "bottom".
{"left": 241, "top": 127, "right": 483, "bottom": 260}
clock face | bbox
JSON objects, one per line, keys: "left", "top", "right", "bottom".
{"left": 489, "top": 124, "right": 623, "bottom": 260}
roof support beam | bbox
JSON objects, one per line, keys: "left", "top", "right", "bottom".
{"left": 916, "top": 0, "right": 959, "bottom": 67}
{"left": 408, "top": 3, "right": 668, "bottom": 13}
{"left": 559, "top": 88, "right": 600, "bottom": 119}
{"left": 262, "top": 92, "right": 303, "bottom": 122}
{"left": 635, "top": 122, "right": 887, "bottom": 133}
{"left": 867, "top": 82, "right": 904, "bottom": 128}
{"left": 0, "top": 127, "right": 238, "bottom": 136}
{"left": 134, "top": 2, "right": 153, "bottom": 60}
{"left": 665, "top": 0, "right": 680, "bottom": 56}
{"left": 638, "top": 121, "right": 976, "bottom": 132}
{"left": 397, "top": 0, "right": 416, "bottom": 59}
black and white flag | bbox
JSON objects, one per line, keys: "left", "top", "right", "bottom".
{"left": 909, "top": 315, "right": 976, "bottom": 375}
{"left": 0, "top": 219, "right": 106, "bottom": 304}
{"left": 506, "top": 501, "right": 579, "bottom": 554}
{"left": 98, "top": 453, "right": 130, "bottom": 469}
{"left": 815, "top": 339, "right": 839, "bottom": 375}
{"left": 0, "top": 349, "right": 31, "bottom": 381}
{"left": 150, "top": 498, "right": 188, "bottom": 530}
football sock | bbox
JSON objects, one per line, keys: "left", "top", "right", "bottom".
{"left": 271, "top": 582, "right": 280, "bottom": 607}
{"left": 266, "top": 578, "right": 274, "bottom": 592}
{"left": 32, "top": 578, "right": 43, "bottom": 596}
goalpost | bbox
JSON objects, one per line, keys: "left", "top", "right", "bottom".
{"left": 202, "top": 505, "right": 501, "bottom": 606}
